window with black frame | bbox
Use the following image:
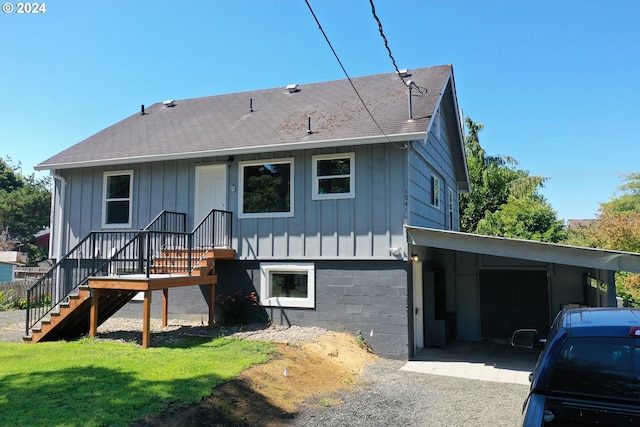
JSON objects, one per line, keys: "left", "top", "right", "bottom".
{"left": 240, "top": 160, "right": 292, "bottom": 217}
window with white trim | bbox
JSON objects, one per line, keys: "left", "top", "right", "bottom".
{"left": 431, "top": 174, "right": 440, "bottom": 208}
{"left": 312, "top": 153, "right": 355, "bottom": 199}
{"left": 103, "top": 170, "right": 133, "bottom": 228}
{"left": 239, "top": 159, "right": 293, "bottom": 218}
{"left": 259, "top": 263, "right": 315, "bottom": 308}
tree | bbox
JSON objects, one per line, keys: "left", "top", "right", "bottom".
{"left": 459, "top": 117, "right": 565, "bottom": 242}
{"left": 0, "top": 157, "right": 51, "bottom": 262}
{"left": 477, "top": 195, "right": 567, "bottom": 242}
{"left": 594, "top": 173, "right": 640, "bottom": 300}
{"left": 571, "top": 173, "right": 640, "bottom": 251}
{"left": 566, "top": 173, "right": 640, "bottom": 300}
{"left": 0, "top": 157, "right": 23, "bottom": 193}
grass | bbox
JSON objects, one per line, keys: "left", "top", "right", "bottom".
{"left": 0, "top": 337, "right": 273, "bottom": 426}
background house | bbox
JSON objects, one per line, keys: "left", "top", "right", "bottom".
{"left": 0, "top": 251, "right": 21, "bottom": 282}
{"left": 0, "top": 261, "right": 16, "bottom": 283}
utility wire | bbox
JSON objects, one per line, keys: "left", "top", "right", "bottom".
{"left": 369, "top": 0, "right": 424, "bottom": 95}
{"left": 304, "top": 0, "right": 393, "bottom": 143}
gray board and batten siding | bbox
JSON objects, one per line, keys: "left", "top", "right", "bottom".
{"left": 232, "top": 144, "right": 409, "bottom": 259}
{"left": 55, "top": 142, "right": 415, "bottom": 260}
{"left": 408, "top": 106, "right": 460, "bottom": 230}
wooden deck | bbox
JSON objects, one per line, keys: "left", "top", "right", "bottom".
{"left": 88, "top": 274, "right": 218, "bottom": 348}
{"left": 26, "top": 248, "right": 236, "bottom": 347}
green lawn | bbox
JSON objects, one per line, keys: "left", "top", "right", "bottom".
{"left": 0, "top": 337, "right": 273, "bottom": 426}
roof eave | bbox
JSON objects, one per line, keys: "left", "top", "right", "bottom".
{"left": 35, "top": 131, "right": 427, "bottom": 171}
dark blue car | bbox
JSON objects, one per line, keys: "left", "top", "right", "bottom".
{"left": 512, "top": 307, "right": 640, "bottom": 426}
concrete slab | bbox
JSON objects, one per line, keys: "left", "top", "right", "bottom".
{"left": 401, "top": 340, "right": 540, "bottom": 385}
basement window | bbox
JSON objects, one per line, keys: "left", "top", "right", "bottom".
{"left": 259, "top": 263, "right": 315, "bottom": 308}
{"left": 102, "top": 170, "right": 133, "bottom": 228}
{"left": 312, "top": 153, "right": 355, "bottom": 200}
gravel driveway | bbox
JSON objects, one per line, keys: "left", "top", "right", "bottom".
{"left": 293, "top": 357, "right": 527, "bottom": 426}
{"left": 1, "top": 313, "right": 528, "bottom": 426}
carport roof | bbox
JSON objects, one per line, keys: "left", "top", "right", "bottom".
{"left": 406, "top": 226, "right": 640, "bottom": 274}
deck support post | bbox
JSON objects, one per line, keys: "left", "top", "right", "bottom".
{"left": 208, "top": 283, "right": 215, "bottom": 330}
{"left": 142, "top": 290, "right": 152, "bottom": 348}
{"left": 89, "top": 289, "right": 99, "bottom": 339}
{"left": 162, "top": 288, "right": 169, "bottom": 327}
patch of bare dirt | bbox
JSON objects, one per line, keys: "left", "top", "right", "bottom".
{"left": 135, "top": 330, "right": 377, "bottom": 426}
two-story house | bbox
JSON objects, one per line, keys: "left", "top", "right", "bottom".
{"left": 31, "top": 64, "right": 640, "bottom": 360}
{"left": 31, "top": 65, "right": 464, "bottom": 358}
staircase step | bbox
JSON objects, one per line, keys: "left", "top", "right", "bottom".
{"left": 149, "top": 266, "right": 211, "bottom": 276}
{"left": 25, "top": 289, "right": 136, "bottom": 344}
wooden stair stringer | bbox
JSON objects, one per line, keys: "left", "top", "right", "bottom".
{"left": 24, "top": 288, "right": 137, "bottom": 343}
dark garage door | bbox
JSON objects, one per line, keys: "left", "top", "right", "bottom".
{"left": 479, "top": 270, "right": 550, "bottom": 340}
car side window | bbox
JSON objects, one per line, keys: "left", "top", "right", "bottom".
{"left": 549, "top": 337, "right": 639, "bottom": 400}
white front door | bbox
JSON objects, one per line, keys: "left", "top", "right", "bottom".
{"left": 194, "top": 164, "right": 227, "bottom": 224}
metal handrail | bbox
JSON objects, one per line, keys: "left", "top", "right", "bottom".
{"left": 25, "top": 210, "right": 232, "bottom": 337}
{"left": 144, "top": 210, "right": 187, "bottom": 232}
{"left": 190, "top": 209, "right": 233, "bottom": 273}
{"left": 25, "top": 209, "right": 232, "bottom": 336}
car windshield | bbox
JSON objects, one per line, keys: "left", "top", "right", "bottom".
{"left": 549, "top": 337, "right": 640, "bottom": 400}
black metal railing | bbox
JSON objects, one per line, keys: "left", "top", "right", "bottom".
{"left": 193, "top": 209, "right": 233, "bottom": 250}
{"left": 144, "top": 210, "right": 187, "bottom": 232}
{"left": 25, "top": 209, "right": 232, "bottom": 336}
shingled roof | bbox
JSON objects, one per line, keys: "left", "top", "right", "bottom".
{"left": 36, "top": 65, "right": 466, "bottom": 182}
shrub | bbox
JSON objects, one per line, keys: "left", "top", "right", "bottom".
{"left": 0, "top": 290, "right": 15, "bottom": 311}
{"left": 216, "top": 290, "right": 261, "bottom": 326}
{"left": 0, "top": 288, "right": 49, "bottom": 311}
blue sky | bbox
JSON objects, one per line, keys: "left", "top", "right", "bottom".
{"left": 1, "top": 0, "right": 638, "bottom": 221}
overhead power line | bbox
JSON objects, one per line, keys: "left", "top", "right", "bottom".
{"left": 369, "top": 0, "right": 424, "bottom": 95}
{"left": 304, "top": 0, "right": 393, "bottom": 144}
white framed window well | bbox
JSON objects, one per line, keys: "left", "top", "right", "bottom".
{"left": 102, "top": 170, "right": 133, "bottom": 228}
{"left": 312, "top": 153, "right": 355, "bottom": 200}
{"left": 239, "top": 158, "right": 294, "bottom": 218}
{"left": 259, "top": 263, "right": 315, "bottom": 308}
